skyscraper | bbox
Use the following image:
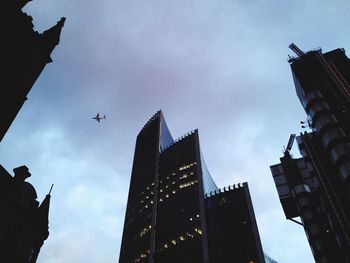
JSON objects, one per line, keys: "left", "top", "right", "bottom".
{"left": 119, "top": 110, "right": 265, "bottom": 263}
{"left": 270, "top": 44, "right": 350, "bottom": 262}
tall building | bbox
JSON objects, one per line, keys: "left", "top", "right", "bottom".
{"left": 1, "top": 0, "right": 65, "bottom": 142}
{"left": 119, "top": 110, "right": 266, "bottom": 263}
{"left": 270, "top": 44, "right": 350, "bottom": 262}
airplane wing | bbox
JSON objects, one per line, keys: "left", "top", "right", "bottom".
{"left": 92, "top": 113, "right": 103, "bottom": 123}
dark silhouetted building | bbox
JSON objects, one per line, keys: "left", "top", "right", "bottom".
{"left": 119, "top": 111, "right": 265, "bottom": 263}
{"left": 1, "top": 0, "right": 65, "bottom": 142}
{"left": 0, "top": 165, "right": 52, "bottom": 263}
{"left": 0, "top": 1, "right": 65, "bottom": 262}
{"left": 270, "top": 44, "right": 350, "bottom": 263}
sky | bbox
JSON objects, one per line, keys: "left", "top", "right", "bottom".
{"left": 1, "top": 0, "right": 350, "bottom": 262}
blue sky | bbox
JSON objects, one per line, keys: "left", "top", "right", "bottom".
{"left": 1, "top": 0, "right": 350, "bottom": 262}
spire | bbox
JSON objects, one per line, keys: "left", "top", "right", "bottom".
{"left": 39, "top": 184, "right": 53, "bottom": 228}
{"left": 40, "top": 17, "right": 66, "bottom": 59}
{"left": 19, "top": 0, "right": 33, "bottom": 9}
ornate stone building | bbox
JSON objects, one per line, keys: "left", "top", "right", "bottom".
{"left": 0, "top": 1, "right": 65, "bottom": 262}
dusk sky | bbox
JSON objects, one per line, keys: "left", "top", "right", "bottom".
{"left": 1, "top": 0, "right": 350, "bottom": 262}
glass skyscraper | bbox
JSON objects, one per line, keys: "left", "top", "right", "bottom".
{"left": 119, "top": 110, "right": 265, "bottom": 263}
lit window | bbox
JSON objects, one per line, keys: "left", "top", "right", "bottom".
{"left": 139, "top": 227, "right": 150, "bottom": 237}
{"left": 180, "top": 174, "right": 186, "bottom": 179}
{"left": 171, "top": 240, "right": 177, "bottom": 245}
{"left": 186, "top": 232, "right": 194, "bottom": 238}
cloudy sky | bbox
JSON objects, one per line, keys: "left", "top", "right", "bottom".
{"left": 1, "top": 0, "right": 350, "bottom": 262}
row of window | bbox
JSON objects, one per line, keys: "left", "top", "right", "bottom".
{"left": 139, "top": 225, "right": 152, "bottom": 238}
{"left": 159, "top": 180, "right": 199, "bottom": 203}
{"left": 157, "top": 227, "right": 203, "bottom": 253}
{"left": 159, "top": 162, "right": 197, "bottom": 185}
{"left": 128, "top": 164, "right": 199, "bottom": 227}
{"left": 130, "top": 178, "right": 199, "bottom": 223}
{"left": 134, "top": 249, "right": 150, "bottom": 263}
{"left": 179, "top": 162, "right": 197, "bottom": 171}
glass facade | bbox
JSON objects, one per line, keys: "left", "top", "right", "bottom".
{"left": 119, "top": 111, "right": 265, "bottom": 263}
{"left": 159, "top": 114, "right": 174, "bottom": 152}
{"left": 119, "top": 112, "right": 161, "bottom": 263}
{"left": 200, "top": 151, "right": 218, "bottom": 195}
{"left": 156, "top": 133, "right": 204, "bottom": 263}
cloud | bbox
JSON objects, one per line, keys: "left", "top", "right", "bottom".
{"left": 2, "top": 0, "right": 350, "bottom": 262}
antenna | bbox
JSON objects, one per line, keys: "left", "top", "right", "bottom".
{"left": 285, "top": 133, "right": 296, "bottom": 153}
{"left": 48, "top": 184, "right": 54, "bottom": 195}
{"left": 289, "top": 43, "right": 305, "bottom": 57}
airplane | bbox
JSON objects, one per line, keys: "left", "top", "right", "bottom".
{"left": 92, "top": 113, "right": 106, "bottom": 123}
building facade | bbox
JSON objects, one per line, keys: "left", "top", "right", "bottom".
{"left": 0, "top": 1, "right": 65, "bottom": 262}
{"left": 205, "top": 183, "right": 265, "bottom": 263}
{"left": 270, "top": 44, "right": 350, "bottom": 262}
{"left": 1, "top": 0, "right": 65, "bottom": 142}
{"left": 119, "top": 110, "right": 265, "bottom": 263}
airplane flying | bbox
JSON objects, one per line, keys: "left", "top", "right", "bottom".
{"left": 92, "top": 113, "right": 106, "bottom": 123}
